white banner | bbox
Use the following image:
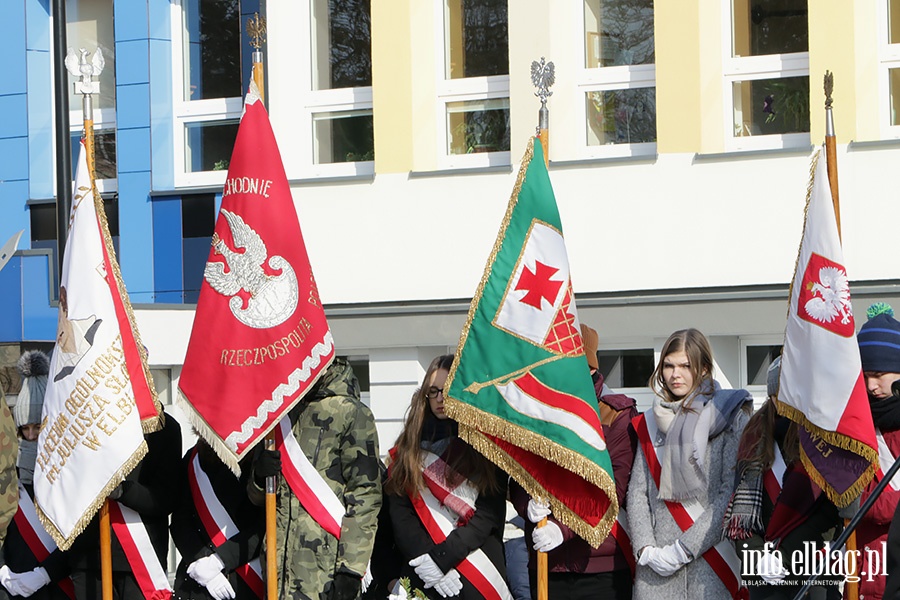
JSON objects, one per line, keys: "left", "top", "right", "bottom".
{"left": 34, "top": 141, "right": 147, "bottom": 549}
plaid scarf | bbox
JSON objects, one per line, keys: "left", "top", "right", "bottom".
{"left": 723, "top": 465, "right": 764, "bottom": 540}
{"left": 421, "top": 437, "right": 479, "bottom": 526}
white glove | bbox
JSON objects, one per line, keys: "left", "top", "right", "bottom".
{"left": 9, "top": 567, "right": 50, "bottom": 598}
{"left": 187, "top": 553, "right": 226, "bottom": 586}
{"left": 0, "top": 565, "right": 13, "bottom": 588}
{"left": 361, "top": 564, "right": 372, "bottom": 593}
{"left": 0, "top": 565, "right": 24, "bottom": 599}
{"left": 205, "top": 572, "right": 236, "bottom": 600}
{"left": 432, "top": 569, "right": 463, "bottom": 598}
{"left": 531, "top": 521, "right": 564, "bottom": 552}
{"left": 757, "top": 550, "right": 788, "bottom": 583}
{"left": 409, "top": 553, "right": 445, "bottom": 587}
{"left": 639, "top": 544, "right": 686, "bottom": 577}
{"left": 526, "top": 498, "right": 552, "bottom": 523}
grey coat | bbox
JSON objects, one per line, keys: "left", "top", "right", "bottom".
{"left": 627, "top": 407, "right": 750, "bottom": 600}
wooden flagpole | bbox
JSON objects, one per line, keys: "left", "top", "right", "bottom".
{"left": 65, "top": 46, "right": 113, "bottom": 600}
{"left": 245, "top": 14, "right": 276, "bottom": 599}
{"left": 824, "top": 70, "right": 858, "bottom": 600}
{"left": 531, "top": 56, "right": 554, "bottom": 600}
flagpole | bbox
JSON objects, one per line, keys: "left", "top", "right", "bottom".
{"left": 66, "top": 46, "right": 112, "bottom": 600}
{"left": 823, "top": 71, "right": 860, "bottom": 600}
{"left": 530, "top": 56, "right": 555, "bottom": 600}
{"left": 245, "top": 13, "right": 277, "bottom": 599}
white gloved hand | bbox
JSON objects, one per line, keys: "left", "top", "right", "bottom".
{"left": 531, "top": 521, "right": 564, "bottom": 552}
{"left": 656, "top": 541, "right": 691, "bottom": 569}
{"left": 526, "top": 498, "right": 552, "bottom": 523}
{"left": 432, "top": 569, "right": 463, "bottom": 598}
{"left": 409, "top": 553, "right": 445, "bottom": 587}
{"left": 187, "top": 553, "right": 226, "bottom": 586}
{"left": 0, "top": 565, "right": 13, "bottom": 588}
{"left": 205, "top": 572, "right": 236, "bottom": 600}
{"left": 10, "top": 567, "right": 50, "bottom": 597}
{"left": 757, "top": 550, "right": 788, "bottom": 583}
{"left": 639, "top": 545, "right": 684, "bottom": 577}
{"left": 361, "top": 563, "right": 373, "bottom": 593}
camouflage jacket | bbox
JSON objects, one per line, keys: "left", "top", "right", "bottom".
{"left": 0, "top": 395, "right": 17, "bottom": 548}
{"left": 250, "top": 358, "right": 381, "bottom": 600}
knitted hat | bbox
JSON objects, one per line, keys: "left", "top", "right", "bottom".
{"left": 858, "top": 303, "right": 900, "bottom": 373}
{"left": 767, "top": 356, "right": 782, "bottom": 398}
{"left": 580, "top": 324, "right": 599, "bottom": 371}
{"left": 15, "top": 351, "right": 49, "bottom": 427}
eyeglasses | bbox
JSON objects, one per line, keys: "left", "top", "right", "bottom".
{"left": 424, "top": 386, "right": 444, "bottom": 400}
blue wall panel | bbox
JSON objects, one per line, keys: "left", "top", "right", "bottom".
{"left": 149, "top": 37, "right": 174, "bottom": 190}
{"left": 0, "top": 95, "right": 29, "bottom": 138}
{"left": 0, "top": 257, "right": 23, "bottom": 341}
{"left": 21, "top": 252, "right": 56, "bottom": 341}
{"left": 117, "top": 171, "right": 154, "bottom": 303}
{"left": 152, "top": 196, "right": 183, "bottom": 303}
{"left": 0, "top": 3, "right": 27, "bottom": 97}
{"left": 0, "top": 138, "right": 30, "bottom": 183}
{"left": 116, "top": 40, "right": 150, "bottom": 86}
{"left": 114, "top": 1, "right": 149, "bottom": 43}
{"left": 24, "top": 0, "right": 50, "bottom": 53}
{"left": 116, "top": 127, "right": 152, "bottom": 174}
{"left": 117, "top": 83, "right": 151, "bottom": 130}
{"left": 0, "top": 180, "right": 31, "bottom": 250}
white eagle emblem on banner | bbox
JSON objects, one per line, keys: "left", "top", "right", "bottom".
{"left": 204, "top": 210, "right": 299, "bottom": 329}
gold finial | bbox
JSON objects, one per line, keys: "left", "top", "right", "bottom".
{"left": 247, "top": 13, "right": 267, "bottom": 50}
{"left": 824, "top": 71, "right": 834, "bottom": 109}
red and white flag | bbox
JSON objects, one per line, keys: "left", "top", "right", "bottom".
{"left": 777, "top": 147, "right": 877, "bottom": 507}
{"left": 35, "top": 140, "right": 162, "bottom": 549}
{"left": 178, "top": 82, "right": 334, "bottom": 471}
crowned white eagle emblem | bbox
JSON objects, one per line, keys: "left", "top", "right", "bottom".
{"left": 204, "top": 210, "right": 298, "bottom": 329}
{"left": 804, "top": 265, "right": 852, "bottom": 326}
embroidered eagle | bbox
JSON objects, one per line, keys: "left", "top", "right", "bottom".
{"left": 804, "top": 266, "right": 852, "bottom": 325}
{"left": 205, "top": 210, "right": 269, "bottom": 299}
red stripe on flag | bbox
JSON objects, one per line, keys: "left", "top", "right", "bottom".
{"left": 93, "top": 209, "right": 157, "bottom": 424}
{"left": 235, "top": 563, "right": 264, "bottom": 599}
{"left": 836, "top": 372, "right": 878, "bottom": 448}
{"left": 514, "top": 373, "right": 603, "bottom": 434}
{"left": 633, "top": 415, "right": 747, "bottom": 600}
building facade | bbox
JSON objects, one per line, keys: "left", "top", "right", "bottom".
{"left": 2, "top": 0, "right": 900, "bottom": 458}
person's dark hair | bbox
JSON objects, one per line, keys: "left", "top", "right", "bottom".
{"left": 736, "top": 398, "right": 799, "bottom": 470}
{"left": 385, "top": 354, "right": 498, "bottom": 496}
{"left": 649, "top": 328, "right": 714, "bottom": 407}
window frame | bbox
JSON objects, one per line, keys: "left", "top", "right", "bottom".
{"left": 434, "top": 0, "right": 511, "bottom": 170}
{"left": 574, "top": 1, "right": 658, "bottom": 160}
{"left": 721, "top": 1, "right": 811, "bottom": 152}
{"left": 171, "top": 0, "right": 244, "bottom": 188}
{"left": 879, "top": 0, "right": 900, "bottom": 137}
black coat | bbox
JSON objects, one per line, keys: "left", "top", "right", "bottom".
{"left": 0, "top": 483, "right": 70, "bottom": 600}
{"left": 170, "top": 445, "right": 264, "bottom": 600}
{"left": 388, "top": 475, "right": 508, "bottom": 600}
{"left": 67, "top": 412, "right": 182, "bottom": 573}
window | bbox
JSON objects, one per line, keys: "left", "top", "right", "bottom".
{"left": 150, "top": 369, "right": 173, "bottom": 406}
{"left": 745, "top": 344, "right": 782, "bottom": 387}
{"left": 579, "top": 0, "right": 656, "bottom": 158}
{"left": 438, "top": 0, "right": 510, "bottom": 167}
{"left": 340, "top": 355, "right": 371, "bottom": 406}
{"left": 300, "top": 0, "right": 374, "bottom": 175}
{"left": 67, "top": 0, "right": 117, "bottom": 192}
{"left": 173, "top": 0, "right": 243, "bottom": 186}
{"left": 725, "top": 0, "right": 810, "bottom": 150}
{"left": 598, "top": 348, "right": 655, "bottom": 388}
{"left": 880, "top": 1, "right": 900, "bottom": 133}
{"left": 182, "top": 194, "right": 216, "bottom": 303}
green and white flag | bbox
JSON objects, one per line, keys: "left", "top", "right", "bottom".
{"left": 445, "top": 138, "right": 617, "bottom": 547}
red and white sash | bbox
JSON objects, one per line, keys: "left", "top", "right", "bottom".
{"left": 634, "top": 414, "right": 747, "bottom": 600}
{"left": 762, "top": 443, "right": 788, "bottom": 502}
{"left": 107, "top": 501, "right": 173, "bottom": 600}
{"left": 273, "top": 417, "right": 344, "bottom": 538}
{"left": 13, "top": 484, "right": 75, "bottom": 599}
{"left": 409, "top": 486, "right": 512, "bottom": 600}
{"left": 188, "top": 450, "right": 265, "bottom": 598}
{"left": 876, "top": 429, "right": 900, "bottom": 491}
{"left": 610, "top": 508, "right": 635, "bottom": 573}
